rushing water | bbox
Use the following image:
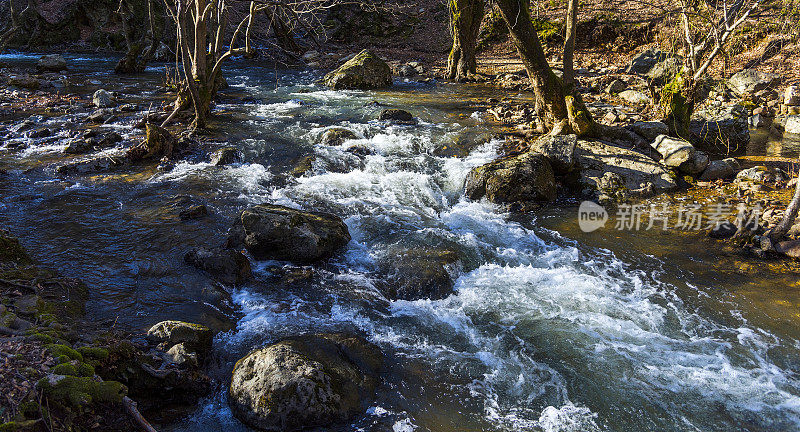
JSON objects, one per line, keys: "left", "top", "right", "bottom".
{"left": 1, "top": 54, "right": 800, "bottom": 432}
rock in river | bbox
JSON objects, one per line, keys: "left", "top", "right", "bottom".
{"left": 727, "top": 69, "right": 780, "bottom": 97}
{"left": 227, "top": 204, "right": 351, "bottom": 263}
{"left": 185, "top": 246, "right": 251, "bottom": 285}
{"left": 36, "top": 54, "right": 67, "bottom": 72}
{"left": 465, "top": 152, "right": 556, "bottom": 206}
{"left": 147, "top": 320, "right": 214, "bottom": 355}
{"left": 378, "top": 109, "right": 417, "bottom": 125}
{"left": 319, "top": 127, "right": 358, "bottom": 146}
{"left": 379, "top": 248, "right": 462, "bottom": 301}
{"left": 323, "top": 49, "right": 392, "bottom": 90}
{"left": 229, "top": 333, "right": 383, "bottom": 432}
{"left": 210, "top": 147, "right": 244, "bottom": 166}
{"left": 529, "top": 134, "right": 577, "bottom": 174}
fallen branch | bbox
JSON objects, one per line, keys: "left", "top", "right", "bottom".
{"left": 123, "top": 396, "right": 158, "bottom": 432}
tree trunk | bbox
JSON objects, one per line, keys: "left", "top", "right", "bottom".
{"left": 447, "top": 0, "right": 484, "bottom": 81}
{"left": 495, "top": 0, "right": 594, "bottom": 136}
{"left": 115, "top": 0, "right": 162, "bottom": 74}
{"left": 771, "top": 176, "right": 800, "bottom": 241}
{"left": 562, "top": 0, "right": 578, "bottom": 90}
{"left": 661, "top": 73, "right": 696, "bottom": 140}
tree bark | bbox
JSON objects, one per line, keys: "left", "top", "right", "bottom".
{"left": 495, "top": 0, "right": 594, "bottom": 136}
{"left": 661, "top": 73, "right": 696, "bottom": 140}
{"left": 447, "top": 0, "right": 484, "bottom": 81}
{"left": 562, "top": 0, "right": 578, "bottom": 89}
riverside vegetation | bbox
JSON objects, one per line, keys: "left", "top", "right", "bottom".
{"left": 2, "top": 1, "right": 800, "bottom": 431}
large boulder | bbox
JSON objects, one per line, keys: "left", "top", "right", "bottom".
{"left": 529, "top": 134, "right": 577, "bottom": 174}
{"left": 626, "top": 121, "right": 669, "bottom": 142}
{"left": 322, "top": 50, "right": 392, "bottom": 90}
{"left": 227, "top": 204, "right": 351, "bottom": 263}
{"left": 727, "top": 69, "right": 781, "bottom": 97}
{"left": 229, "top": 333, "right": 383, "bottom": 432}
{"left": 646, "top": 57, "right": 682, "bottom": 86}
{"left": 575, "top": 139, "right": 678, "bottom": 195}
{"left": 36, "top": 54, "right": 67, "bottom": 72}
{"left": 464, "top": 152, "right": 556, "bottom": 205}
{"left": 627, "top": 49, "right": 668, "bottom": 75}
{"left": 184, "top": 247, "right": 251, "bottom": 285}
{"left": 379, "top": 248, "right": 462, "bottom": 301}
{"left": 690, "top": 105, "right": 750, "bottom": 152}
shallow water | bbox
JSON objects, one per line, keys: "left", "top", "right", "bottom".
{"left": 1, "top": 54, "right": 799, "bottom": 432}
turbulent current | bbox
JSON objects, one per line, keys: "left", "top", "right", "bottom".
{"left": 1, "top": 54, "right": 799, "bottom": 432}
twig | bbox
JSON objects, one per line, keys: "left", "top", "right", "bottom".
{"left": 123, "top": 396, "right": 159, "bottom": 432}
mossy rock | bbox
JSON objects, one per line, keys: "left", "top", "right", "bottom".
{"left": 46, "top": 344, "right": 83, "bottom": 362}
{"left": 52, "top": 363, "right": 79, "bottom": 376}
{"left": 323, "top": 50, "right": 392, "bottom": 90}
{"left": 38, "top": 375, "right": 127, "bottom": 407}
{"left": 77, "top": 346, "right": 110, "bottom": 361}
{"left": 0, "top": 234, "right": 32, "bottom": 266}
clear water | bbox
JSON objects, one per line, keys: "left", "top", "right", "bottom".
{"left": 1, "top": 54, "right": 799, "bottom": 432}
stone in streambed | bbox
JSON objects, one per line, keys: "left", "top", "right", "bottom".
{"left": 650, "top": 135, "right": 709, "bottom": 174}
{"left": 379, "top": 248, "right": 462, "bottom": 301}
{"left": 36, "top": 54, "right": 67, "bottom": 72}
{"left": 465, "top": 152, "right": 556, "bottom": 205}
{"left": 146, "top": 320, "right": 214, "bottom": 355}
{"left": 210, "top": 147, "right": 244, "bottom": 166}
{"left": 323, "top": 50, "right": 392, "bottom": 90}
{"left": 227, "top": 204, "right": 351, "bottom": 263}
{"left": 228, "top": 333, "right": 382, "bottom": 432}
{"left": 93, "top": 89, "right": 113, "bottom": 108}
{"left": 319, "top": 127, "right": 358, "bottom": 146}
{"left": 378, "top": 109, "right": 417, "bottom": 125}
{"left": 698, "top": 158, "right": 739, "bottom": 181}
{"left": 184, "top": 246, "right": 251, "bottom": 285}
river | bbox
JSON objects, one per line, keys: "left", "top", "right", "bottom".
{"left": 1, "top": 53, "right": 799, "bottom": 432}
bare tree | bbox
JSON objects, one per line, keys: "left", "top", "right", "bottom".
{"left": 161, "top": 0, "right": 370, "bottom": 129}
{"left": 562, "top": 0, "right": 578, "bottom": 90}
{"left": 494, "top": 0, "right": 595, "bottom": 136}
{"left": 662, "top": 0, "right": 761, "bottom": 138}
{"left": 447, "top": 0, "right": 485, "bottom": 81}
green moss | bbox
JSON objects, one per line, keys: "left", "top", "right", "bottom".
{"left": 77, "top": 346, "right": 109, "bottom": 361}
{"left": 55, "top": 355, "right": 71, "bottom": 364}
{"left": 0, "top": 422, "right": 19, "bottom": 432}
{"left": 0, "top": 235, "right": 32, "bottom": 266}
{"left": 52, "top": 363, "right": 78, "bottom": 376}
{"left": 77, "top": 362, "right": 95, "bottom": 377}
{"left": 45, "top": 344, "right": 83, "bottom": 362}
{"left": 38, "top": 375, "right": 127, "bottom": 407}
{"left": 531, "top": 18, "right": 561, "bottom": 43}
{"left": 29, "top": 333, "right": 54, "bottom": 344}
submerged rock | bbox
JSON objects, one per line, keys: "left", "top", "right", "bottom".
{"left": 319, "top": 127, "right": 358, "bottom": 146}
{"left": 64, "top": 131, "right": 123, "bottom": 154}
{"left": 229, "top": 333, "right": 383, "bottom": 432}
{"left": 378, "top": 109, "right": 417, "bottom": 125}
{"left": 185, "top": 246, "right": 251, "bottom": 285}
{"left": 379, "top": 248, "right": 462, "bottom": 301}
{"left": 37, "top": 54, "right": 67, "bottom": 72}
{"left": 529, "top": 134, "right": 577, "bottom": 174}
{"left": 465, "top": 152, "right": 556, "bottom": 206}
{"left": 210, "top": 147, "right": 244, "bottom": 166}
{"left": 323, "top": 50, "right": 392, "bottom": 90}
{"left": 227, "top": 204, "right": 351, "bottom": 263}
{"left": 179, "top": 204, "right": 209, "bottom": 221}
